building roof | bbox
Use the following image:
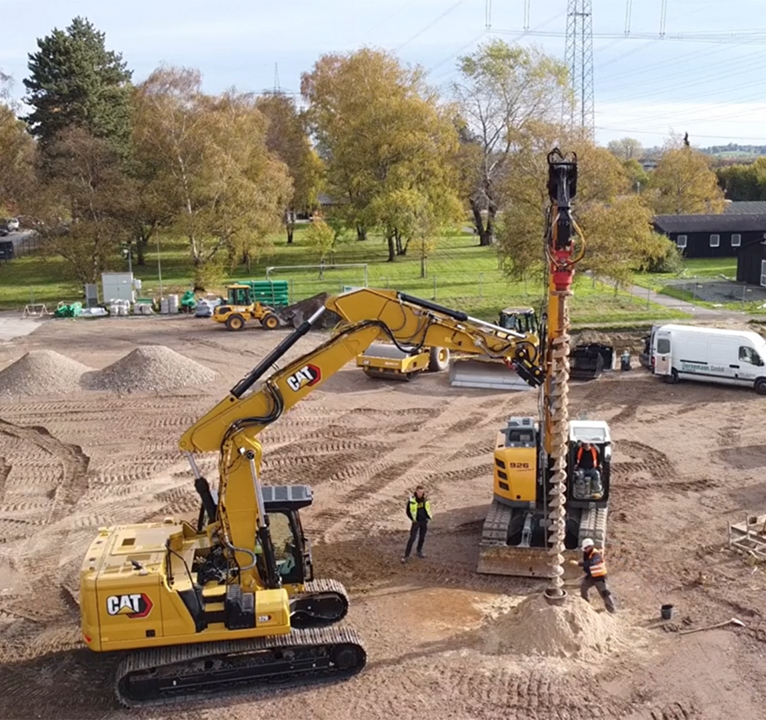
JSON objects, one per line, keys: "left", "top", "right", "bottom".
{"left": 653, "top": 213, "right": 766, "bottom": 234}
{"left": 724, "top": 201, "right": 766, "bottom": 215}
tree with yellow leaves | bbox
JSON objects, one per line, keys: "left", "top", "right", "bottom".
{"left": 131, "top": 67, "right": 292, "bottom": 288}
{"left": 452, "top": 39, "right": 570, "bottom": 247}
{"left": 648, "top": 144, "right": 725, "bottom": 215}
{"left": 497, "top": 130, "right": 671, "bottom": 289}
{"left": 301, "top": 48, "right": 462, "bottom": 262}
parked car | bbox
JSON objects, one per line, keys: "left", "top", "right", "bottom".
{"left": 6, "top": 218, "right": 19, "bottom": 232}
{"left": 195, "top": 296, "right": 223, "bottom": 317}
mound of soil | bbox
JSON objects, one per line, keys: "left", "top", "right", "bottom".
{"left": 0, "top": 350, "right": 91, "bottom": 398}
{"left": 483, "top": 593, "right": 625, "bottom": 661}
{"left": 81, "top": 345, "right": 216, "bottom": 393}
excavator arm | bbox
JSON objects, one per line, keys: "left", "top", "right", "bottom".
{"left": 178, "top": 288, "right": 543, "bottom": 588}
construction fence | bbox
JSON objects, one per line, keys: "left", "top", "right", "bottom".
{"left": 267, "top": 265, "right": 675, "bottom": 321}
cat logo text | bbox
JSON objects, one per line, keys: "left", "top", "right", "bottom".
{"left": 106, "top": 593, "right": 153, "bottom": 619}
{"left": 286, "top": 365, "right": 321, "bottom": 392}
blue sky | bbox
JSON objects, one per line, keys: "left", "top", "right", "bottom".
{"left": 1, "top": 0, "right": 765, "bottom": 148}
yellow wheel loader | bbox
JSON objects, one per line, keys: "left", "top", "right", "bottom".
{"left": 476, "top": 149, "right": 612, "bottom": 579}
{"left": 213, "top": 284, "right": 282, "bottom": 331}
{"left": 80, "top": 287, "right": 546, "bottom": 707}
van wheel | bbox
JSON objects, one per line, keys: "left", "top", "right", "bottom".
{"left": 755, "top": 378, "right": 766, "bottom": 395}
{"left": 663, "top": 369, "right": 679, "bottom": 384}
{"left": 428, "top": 347, "right": 450, "bottom": 372}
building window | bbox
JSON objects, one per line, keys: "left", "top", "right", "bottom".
{"left": 732, "top": 234, "right": 741, "bottom": 247}
{"left": 710, "top": 234, "right": 720, "bottom": 247}
{"left": 761, "top": 260, "right": 766, "bottom": 288}
{"left": 677, "top": 235, "right": 687, "bottom": 249}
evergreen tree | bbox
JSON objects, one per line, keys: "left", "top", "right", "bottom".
{"left": 23, "top": 17, "right": 132, "bottom": 156}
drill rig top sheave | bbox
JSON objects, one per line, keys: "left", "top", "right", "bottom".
{"left": 79, "top": 287, "right": 546, "bottom": 707}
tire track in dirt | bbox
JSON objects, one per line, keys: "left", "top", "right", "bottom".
{"left": 649, "top": 702, "right": 701, "bottom": 720}
{"left": 0, "top": 420, "right": 90, "bottom": 524}
{"left": 0, "top": 456, "right": 9, "bottom": 503}
{"left": 312, "top": 398, "right": 485, "bottom": 542}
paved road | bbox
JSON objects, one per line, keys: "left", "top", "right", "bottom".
{"left": 630, "top": 284, "right": 722, "bottom": 317}
{"left": 629, "top": 284, "right": 766, "bottom": 322}
{"left": 0, "top": 313, "right": 45, "bottom": 342}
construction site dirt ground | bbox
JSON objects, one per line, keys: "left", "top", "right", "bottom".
{"left": 2, "top": 316, "right": 766, "bottom": 720}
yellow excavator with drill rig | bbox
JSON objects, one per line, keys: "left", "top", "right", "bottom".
{"left": 77, "top": 149, "right": 609, "bottom": 705}
{"left": 477, "top": 149, "right": 611, "bottom": 584}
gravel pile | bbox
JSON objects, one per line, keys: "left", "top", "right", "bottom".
{"left": 483, "top": 593, "right": 625, "bottom": 661}
{"left": 81, "top": 345, "right": 216, "bottom": 393}
{"left": 0, "top": 350, "right": 92, "bottom": 399}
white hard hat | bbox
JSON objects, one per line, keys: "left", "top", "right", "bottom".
{"left": 581, "top": 538, "right": 594, "bottom": 550}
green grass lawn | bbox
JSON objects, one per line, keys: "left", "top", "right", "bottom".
{"left": 632, "top": 257, "right": 737, "bottom": 293}
{"left": 0, "top": 225, "right": 689, "bottom": 325}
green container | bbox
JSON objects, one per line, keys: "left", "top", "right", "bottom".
{"left": 242, "top": 280, "right": 289, "bottom": 307}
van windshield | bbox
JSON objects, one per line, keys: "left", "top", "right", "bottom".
{"left": 740, "top": 346, "right": 765, "bottom": 366}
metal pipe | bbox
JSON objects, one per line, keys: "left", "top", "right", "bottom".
{"left": 248, "top": 454, "right": 267, "bottom": 531}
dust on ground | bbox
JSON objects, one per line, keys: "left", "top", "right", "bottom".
{"left": 1, "top": 315, "right": 766, "bottom": 720}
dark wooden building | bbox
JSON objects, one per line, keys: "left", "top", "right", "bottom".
{"left": 736, "top": 238, "right": 766, "bottom": 286}
{"left": 653, "top": 213, "right": 766, "bottom": 259}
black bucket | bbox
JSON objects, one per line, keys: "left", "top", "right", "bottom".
{"left": 661, "top": 604, "right": 674, "bottom": 620}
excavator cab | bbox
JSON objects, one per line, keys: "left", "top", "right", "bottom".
{"left": 568, "top": 421, "right": 611, "bottom": 509}
{"left": 498, "top": 308, "right": 538, "bottom": 336}
{"left": 253, "top": 486, "right": 314, "bottom": 587}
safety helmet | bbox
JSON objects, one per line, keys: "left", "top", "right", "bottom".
{"left": 581, "top": 538, "right": 594, "bottom": 550}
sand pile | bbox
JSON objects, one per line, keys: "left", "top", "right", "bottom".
{"left": 81, "top": 345, "right": 216, "bottom": 393}
{"left": 483, "top": 594, "right": 625, "bottom": 661}
{"left": 0, "top": 350, "right": 92, "bottom": 399}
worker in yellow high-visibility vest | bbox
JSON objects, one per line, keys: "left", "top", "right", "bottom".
{"left": 401, "top": 485, "right": 432, "bottom": 563}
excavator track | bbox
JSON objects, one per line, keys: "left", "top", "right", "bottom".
{"left": 114, "top": 625, "right": 366, "bottom": 708}
{"left": 291, "top": 578, "right": 350, "bottom": 627}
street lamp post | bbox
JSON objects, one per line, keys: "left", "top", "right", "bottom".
{"left": 156, "top": 234, "right": 163, "bottom": 300}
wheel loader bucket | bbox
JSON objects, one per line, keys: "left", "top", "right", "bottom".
{"left": 449, "top": 358, "right": 535, "bottom": 392}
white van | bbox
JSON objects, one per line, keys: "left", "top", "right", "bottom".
{"left": 652, "top": 324, "right": 766, "bottom": 394}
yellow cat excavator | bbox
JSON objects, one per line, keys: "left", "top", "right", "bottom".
{"left": 79, "top": 287, "right": 545, "bottom": 707}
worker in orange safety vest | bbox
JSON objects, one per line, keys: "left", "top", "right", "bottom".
{"left": 575, "top": 442, "right": 603, "bottom": 495}
{"left": 572, "top": 538, "right": 616, "bottom": 613}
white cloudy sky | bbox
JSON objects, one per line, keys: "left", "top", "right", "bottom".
{"left": 1, "top": 0, "right": 765, "bottom": 148}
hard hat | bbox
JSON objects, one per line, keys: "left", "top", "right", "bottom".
{"left": 581, "top": 538, "right": 594, "bottom": 550}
